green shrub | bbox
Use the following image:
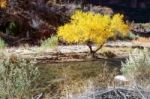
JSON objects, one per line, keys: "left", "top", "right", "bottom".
{"left": 6, "top": 21, "right": 19, "bottom": 36}
{"left": 41, "top": 35, "right": 58, "bottom": 48}
{"left": 127, "top": 32, "right": 139, "bottom": 40}
{"left": 0, "top": 53, "right": 39, "bottom": 99}
{"left": 0, "top": 38, "right": 6, "bottom": 49}
{"left": 121, "top": 49, "right": 150, "bottom": 87}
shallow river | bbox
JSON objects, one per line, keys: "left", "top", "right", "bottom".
{"left": 36, "top": 59, "right": 122, "bottom": 98}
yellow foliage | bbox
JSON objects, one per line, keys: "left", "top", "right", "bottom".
{"left": 57, "top": 11, "right": 129, "bottom": 46}
{"left": 0, "top": 0, "right": 7, "bottom": 8}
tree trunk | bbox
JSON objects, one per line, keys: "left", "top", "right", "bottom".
{"left": 87, "top": 42, "right": 104, "bottom": 59}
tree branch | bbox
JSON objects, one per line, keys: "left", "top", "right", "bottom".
{"left": 86, "top": 41, "right": 105, "bottom": 58}
{"left": 94, "top": 44, "right": 104, "bottom": 53}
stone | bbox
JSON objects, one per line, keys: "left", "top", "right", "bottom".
{"left": 114, "top": 75, "right": 128, "bottom": 82}
{"left": 114, "top": 75, "right": 129, "bottom": 86}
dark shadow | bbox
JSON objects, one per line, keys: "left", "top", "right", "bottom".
{"left": 104, "top": 5, "right": 150, "bottom": 23}
{"left": 86, "top": 0, "right": 150, "bottom": 23}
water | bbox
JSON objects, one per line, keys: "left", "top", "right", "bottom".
{"left": 35, "top": 60, "right": 121, "bottom": 98}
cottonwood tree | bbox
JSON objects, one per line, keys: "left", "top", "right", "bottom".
{"left": 57, "top": 11, "right": 129, "bottom": 58}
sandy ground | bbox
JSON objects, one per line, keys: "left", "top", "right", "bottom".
{"left": 2, "top": 40, "right": 150, "bottom": 62}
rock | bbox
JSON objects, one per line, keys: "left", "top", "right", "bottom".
{"left": 114, "top": 75, "right": 129, "bottom": 86}
{"left": 90, "top": 6, "right": 113, "bottom": 15}
{"left": 114, "top": 75, "right": 128, "bottom": 82}
{"left": 132, "top": 23, "right": 150, "bottom": 36}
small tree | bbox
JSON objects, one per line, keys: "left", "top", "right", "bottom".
{"left": 57, "top": 11, "right": 129, "bottom": 58}
{"left": 0, "top": 0, "right": 7, "bottom": 8}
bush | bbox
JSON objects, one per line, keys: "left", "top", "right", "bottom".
{"left": 127, "top": 32, "right": 139, "bottom": 40}
{"left": 57, "top": 11, "right": 129, "bottom": 57}
{"left": 0, "top": 38, "right": 6, "bottom": 49}
{"left": 121, "top": 49, "right": 150, "bottom": 87}
{"left": 0, "top": 0, "right": 7, "bottom": 8}
{"left": 41, "top": 35, "right": 58, "bottom": 48}
{"left": 0, "top": 53, "right": 39, "bottom": 99}
{"left": 6, "top": 21, "right": 19, "bottom": 36}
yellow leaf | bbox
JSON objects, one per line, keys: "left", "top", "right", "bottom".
{"left": 0, "top": 0, "right": 7, "bottom": 8}
{"left": 57, "top": 10, "right": 129, "bottom": 46}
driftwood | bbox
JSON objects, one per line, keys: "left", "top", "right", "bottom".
{"left": 71, "top": 87, "right": 150, "bottom": 99}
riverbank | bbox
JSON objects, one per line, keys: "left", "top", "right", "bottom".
{"left": 1, "top": 40, "right": 150, "bottom": 63}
